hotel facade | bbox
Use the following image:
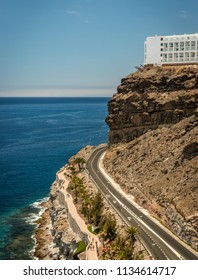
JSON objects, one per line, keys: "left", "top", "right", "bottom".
{"left": 144, "top": 33, "right": 198, "bottom": 65}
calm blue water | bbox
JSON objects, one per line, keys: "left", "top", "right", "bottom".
{"left": 0, "top": 97, "right": 109, "bottom": 259}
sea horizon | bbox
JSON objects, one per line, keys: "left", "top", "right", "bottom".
{"left": 0, "top": 96, "right": 109, "bottom": 259}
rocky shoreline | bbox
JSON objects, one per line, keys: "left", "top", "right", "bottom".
{"left": 33, "top": 145, "right": 150, "bottom": 260}
{"left": 33, "top": 188, "right": 79, "bottom": 260}
{"left": 33, "top": 146, "right": 95, "bottom": 260}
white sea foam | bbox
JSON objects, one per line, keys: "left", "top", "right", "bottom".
{"left": 30, "top": 197, "right": 49, "bottom": 209}
{"left": 25, "top": 197, "right": 49, "bottom": 225}
{"left": 25, "top": 212, "right": 41, "bottom": 225}
{"left": 28, "top": 197, "right": 50, "bottom": 259}
{"left": 29, "top": 234, "right": 39, "bottom": 260}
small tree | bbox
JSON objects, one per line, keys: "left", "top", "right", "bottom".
{"left": 69, "top": 165, "right": 76, "bottom": 175}
{"left": 103, "top": 214, "right": 117, "bottom": 241}
{"left": 134, "top": 64, "right": 144, "bottom": 71}
{"left": 83, "top": 196, "right": 93, "bottom": 223}
{"left": 92, "top": 192, "right": 103, "bottom": 226}
{"left": 71, "top": 175, "right": 79, "bottom": 203}
{"left": 126, "top": 226, "right": 138, "bottom": 245}
{"left": 73, "top": 157, "right": 86, "bottom": 171}
{"left": 113, "top": 232, "right": 135, "bottom": 260}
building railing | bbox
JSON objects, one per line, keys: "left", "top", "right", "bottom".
{"left": 162, "top": 47, "right": 198, "bottom": 52}
{"left": 162, "top": 57, "right": 197, "bottom": 63}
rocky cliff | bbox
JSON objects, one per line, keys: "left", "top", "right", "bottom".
{"left": 106, "top": 65, "right": 198, "bottom": 144}
{"left": 34, "top": 181, "right": 80, "bottom": 260}
{"left": 104, "top": 65, "right": 198, "bottom": 250}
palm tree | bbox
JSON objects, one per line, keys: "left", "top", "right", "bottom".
{"left": 92, "top": 192, "right": 103, "bottom": 226}
{"left": 83, "top": 196, "right": 93, "bottom": 224}
{"left": 69, "top": 165, "right": 76, "bottom": 175}
{"left": 71, "top": 175, "right": 79, "bottom": 203}
{"left": 126, "top": 226, "right": 138, "bottom": 244}
{"left": 103, "top": 214, "right": 117, "bottom": 241}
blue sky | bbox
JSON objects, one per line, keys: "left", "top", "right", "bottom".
{"left": 0, "top": 0, "right": 197, "bottom": 97}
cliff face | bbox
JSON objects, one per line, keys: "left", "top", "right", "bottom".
{"left": 34, "top": 181, "right": 80, "bottom": 260}
{"left": 106, "top": 65, "right": 198, "bottom": 144}
{"left": 104, "top": 65, "right": 198, "bottom": 250}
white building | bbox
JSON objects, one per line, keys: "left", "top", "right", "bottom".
{"left": 144, "top": 34, "right": 198, "bottom": 65}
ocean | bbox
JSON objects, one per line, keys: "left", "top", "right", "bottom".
{"left": 0, "top": 97, "right": 109, "bottom": 259}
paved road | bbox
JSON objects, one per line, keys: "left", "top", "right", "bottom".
{"left": 86, "top": 146, "right": 198, "bottom": 260}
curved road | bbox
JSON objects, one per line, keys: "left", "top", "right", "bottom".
{"left": 86, "top": 146, "right": 198, "bottom": 260}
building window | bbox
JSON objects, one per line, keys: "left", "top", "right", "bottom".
{"left": 190, "top": 52, "right": 195, "bottom": 61}
{"left": 191, "top": 41, "right": 196, "bottom": 50}
{"left": 185, "top": 41, "right": 190, "bottom": 50}
{"left": 169, "top": 42, "right": 173, "bottom": 51}
{"left": 179, "top": 53, "right": 184, "bottom": 61}
{"left": 163, "top": 43, "right": 168, "bottom": 51}
{"left": 185, "top": 52, "right": 190, "bottom": 61}
{"left": 174, "top": 53, "right": 178, "bottom": 61}
{"left": 162, "top": 54, "right": 167, "bottom": 62}
{"left": 168, "top": 53, "right": 173, "bottom": 62}
{"left": 174, "top": 42, "right": 179, "bottom": 51}
{"left": 180, "top": 42, "right": 184, "bottom": 51}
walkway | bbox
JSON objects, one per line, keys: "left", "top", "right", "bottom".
{"left": 57, "top": 167, "right": 100, "bottom": 260}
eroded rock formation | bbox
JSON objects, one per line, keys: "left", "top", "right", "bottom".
{"left": 106, "top": 65, "right": 198, "bottom": 144}
{"left": 104, "top": 65, "right": 198, "bottom": 250}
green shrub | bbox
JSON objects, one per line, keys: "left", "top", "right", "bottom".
{"left": 88, "top": 225, "right": 100, "bottom": 235}
{"left": 73, "top": 241, "right": 87, "bottom": 257}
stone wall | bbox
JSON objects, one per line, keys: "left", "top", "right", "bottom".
{"left": 58, "top": 191, "right": 89, "bottom": 245}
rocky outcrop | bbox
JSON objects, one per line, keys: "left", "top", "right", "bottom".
{"left": 49, "top": 182, "right": 80, "bottom": 259}
{"left": 34, "top": 181, "right": 79, "bottom": 260}
{"left": 104, "top": 65, "right": 198, "bottom": 250}
{"left": 104, "top": 115, "right": 198, "bottom": 250}
{"left": 106, "top": 65, "right": 198, "bottom": 144}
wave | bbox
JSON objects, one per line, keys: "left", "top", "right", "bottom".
{"left": 28, "top": 197, "right": 50, "bottom": 259}
{"left": 25, "top": 197, "right": 49, "bottom": 225}
{"left": 30, "top": 197, "right": 49, "bottom": 208}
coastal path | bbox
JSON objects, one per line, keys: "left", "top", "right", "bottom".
{"left": 57, "top": 168, "right": 100, "bottom": 260}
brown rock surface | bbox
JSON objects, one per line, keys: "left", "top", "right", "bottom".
{"left": 34, "top": 181, "right": 81, "bottom": 260}
{"left": 104, "top": 65, "right": 198, "bottom": 250}
{"left": 106, "top": 65, "right": 198, "bottom": 144}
